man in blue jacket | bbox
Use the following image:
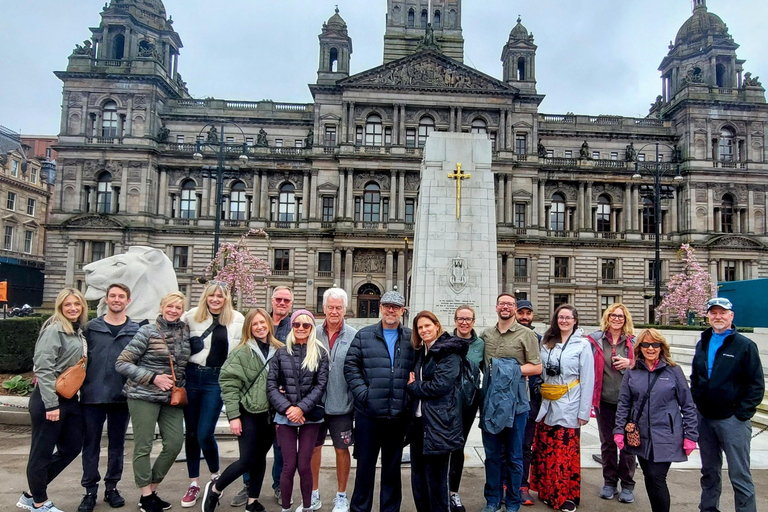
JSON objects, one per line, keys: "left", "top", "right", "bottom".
{"left": 691, "top": 297, "right": 764, "bottom": 512}
{"left": 78, "top": 283, "right": 140, "bottom": 512}
{"left": 344, "top": 290, "right": 415, "bottom": 512}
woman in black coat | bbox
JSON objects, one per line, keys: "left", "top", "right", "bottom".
{"left": 407, "top": 310, "right": 466, "bottom": 512}
{"left": 614, "top": 328, "right": 698, "bottom": 512}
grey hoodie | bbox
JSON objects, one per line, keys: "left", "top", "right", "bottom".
{"left": 317, "top": 320, "right": 358, "bottom": 415}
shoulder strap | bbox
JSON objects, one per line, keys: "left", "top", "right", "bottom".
{"left": 633, "top": 371, "right": 661, "bottom": 423}
{"left": 199, "top": 316, "right": 220, "bottom": 342}
{"left": 156, "top": 322, "right": 178, "bottom": 385}
{"left": 244, "top": 354, "right": 269, "bottom": 395}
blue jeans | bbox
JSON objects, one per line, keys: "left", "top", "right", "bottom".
{"left": 184, "top": 364, "right": 223, "bottom": 478}
{"left": 482, "top": 411, "right": 527, "bottom": 511}
{"left": 698, "top": 413, "right": 756, "bottom": 512}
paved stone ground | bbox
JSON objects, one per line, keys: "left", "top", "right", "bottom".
{"left": 1, "top": 420, "right": 767, "bottom": 512}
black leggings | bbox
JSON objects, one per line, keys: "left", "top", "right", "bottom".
{"left": 449, "top": 397, "right": 480, "bottom": 493}
{"left": 215, "top": 410, "right": 275, "bottom": 499}
{"left": 27, "top": 387, "right": 84, "bottom": 503}
{"left": 638, "top": 455, "right": 672, "bottom": 512}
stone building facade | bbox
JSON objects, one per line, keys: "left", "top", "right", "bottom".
{"left": 45, "top": 0, "right": 768, "bottom": 324}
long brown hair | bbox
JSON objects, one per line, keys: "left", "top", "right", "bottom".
{"left": 411, "top": 310, "right": 444, "bottom": 350}
{"left": 632, "top": 328, "right": 676, "bottom": 368}
{"left": 542, "top": 304, "right": 579, "bottom": 349}
{"left": 240, "top": 308, "right": 283, "bottom": 351}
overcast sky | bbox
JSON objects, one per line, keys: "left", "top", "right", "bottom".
{"left": 2, "top": 0, "right": 767, "bottom": 135}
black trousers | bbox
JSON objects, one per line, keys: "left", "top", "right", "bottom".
{"left": 638, "top": 454, "right": 672, "bottom": 512}
{"left": 411, "top": 418, "right": 450, "bottom": 512}
{"left": 350, "top": 412, "right": 409, "bottom": 512}
{"left": 595, "top": 400, "right": 636, "bottom": 490}
{"left": 27, "top": 387, "right": 84, "bottom": 503}
{"left": 448, "top": 396, "right": 479, "bottom": 493}
{"left": 216, "top": 410, "right": 275, "bottom": 500}
{"left": 81, "top": 402, "right": 130, "bottom": 494}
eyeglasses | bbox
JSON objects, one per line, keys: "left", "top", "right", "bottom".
{"left": 292, "top": 322, "right": 313, "bottom": 330}
{"left": 557, "top": 316, "right": 574, "bottom": 321}
{"left": 608, "top": 314, "right": 625, "bottom": 320}
{"left": 455, "top": 317, "right": 474, "bottom": 323}
{"left": 273, "top": 297, "right": 292, "bottom": 304}
{"left": 639, "top": 342, "right": 662, "bottom": 349}
{"left": 325, "top": 305, "right": 344, "bottom": 312}
{"left": 381, "top": 304, "right": 403, "bottom": 311}
{"left": 497, "top": 302, "right": 515, "bottom": 308}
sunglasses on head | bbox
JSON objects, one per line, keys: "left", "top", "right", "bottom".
{"left": 639, "top": 342, "right": 662, "bottom": 349}
{"left": 292, "top": 322, "right": 313, "bottom": 330}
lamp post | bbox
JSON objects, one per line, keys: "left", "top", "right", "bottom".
{"left": 631, "top": 142, "right": 683, "bottom": 322}
{"left": 192, "top": 123, "right": 249, "bottom": 258}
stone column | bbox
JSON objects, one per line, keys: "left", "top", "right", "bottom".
{"left": 390, "top": 169, "right": 397, "bottom": 220}
{"left": 506, "top": 110, "right": 513, "bottom": 150}
{"left": 714, "top": 208, "right": 722, "bottom": 232}
{"left": 344, "top": 249, "right": 354, "bottom": 300}
{"left": 496, "top": 176, "right": 504, "bottom": 221}
{"left": 538, "top": 180, "right": 545, "bottom": 228}
{"left": 633, "top": 186, "right": 640, "bottom": 231}
{"left": 346, "top": 170, "right": 354, "bottom": 220}
{"left": 252, "top": 172, "right": 260, "bottom": 219}
{"left": 709, "top": 259, "right": 718, "bottom": 283}
{"left": 158, "top": 170, "right": 168, "bottom": 217}
{"left": 456, "top": 107, "right": 463, "bottom": 132}
{"left": 309, "top": 170, "right": 318, "bottom": 220}
{"left": 259, "top": 171, "right": 268, "bottom": 219}
{"left": 735, "top": 209, "right": 742, "bottom": 233}
{"left": 707, "top": 187, "right": 714, "bottom": 231}
{"left": 706, "top": 120, "right": 713, "bottom": 161}
{"left": 397, "top": 250, "right": 406, "bottom": 294}
{"left": 65, "top": 241, "right": 77, "bottom": 286}
{"left": 576, "top": 182, "right": 584, "bottom": 231}
{"left": 671, "top": 187, "right": 678, "bottom": 232}
{"left": 338, "top": 169, "right": 346, "bottom": 218}
{"left": 585, "top": 182, "right": 593, "bottom": 230}
{"left": 449, "top": 108, "right": 455, "bottom": 132}
{"left": 624, "top": 183, "right": 632, "bottom": 232}
{"left": 530, "top": 255, "right": 539, "bottom": 311}
{"left": 348, "top": 102, "right": 355, "bottom": 143}
{"left": 385, "top": 250, "right": 394, "bottom": 291}
{"left": 531, "top": 178, "right": 539, "bottom": 227}
{"left": 392, "top": 105, "right": 399, "bottom": 145}
{"left": 497, "top": 253, "right": 503, "bottom": 292}
{"left": 302, "top": 172, "right": 310, "bottom": 222}
{"left": 399, "top": 105, "right": 406, "bottom": 144}
{"left": 168, "top": 194, "right": 176, "bottom": 218}
{"left": 748, "top": 191, "right": 755, "bottom": 233}
{"left": 341, "top": 102, "right": 348, "bottom": 143}
{"left": 751, "top": 260, "right": 759, "bottom": 280}
{"left": 498, "top": 109, "right": 506, "bottom": 149}
{"left": 747, "top": 124, "right": 752, "bottom": 162}
{"left": 398, "top": 171, "right": 406, "bottom": 221}
{"left": 505, "top": 175, "right": 513, "bottom": 224}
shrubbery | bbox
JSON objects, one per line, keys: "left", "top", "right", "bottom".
{"left": 0, "top": 316, "right": 47, "bottom": 373}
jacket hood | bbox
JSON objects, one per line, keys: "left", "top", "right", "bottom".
{"left": 452, "top": 328, "right": 480, "bottom": 342}
{"left": 428, "top": 332, "right": 469, "bottom": 358}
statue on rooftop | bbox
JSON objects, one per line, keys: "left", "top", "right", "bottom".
{"left": 579, "top": 140, "right": 590, "bottom": 159}
{"left": 625, "top": 142, "right": 636, "bottom": 162}
{"left": 256, "top": 128, "right": 268, "bottom": 147}
{"left": 207, "top": 126, "right": 218, "bottom": 143}
{"left": 537, "top": 139, "right": 547, "bottom": 158}
{"left": 157, "top": 121, "right": 170, "bottom": 143}
{"left": 304, "top": 129, "right": 314, "bottom": 149}
{"left": 73, "top": 39, "right": 93, "bottom": 56}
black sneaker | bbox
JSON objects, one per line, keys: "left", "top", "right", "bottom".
{"left": 246, "top": 499, "right": 266, "bottom": 512}
{"left": 139, "top": 494, "right": 162, "bottom": 512}
{"left": 202, "top": 480, "right": 220, "bottom": 512}
{"left": 151, "top": 492, "right": 172, "bottom": 511}
{"left": 78, "top": 493, "right": 97, "bottom": 512}
{"left": 104, "top": 488, "right": 126, "bottom": 508}
{"left": 449, "top": 493, "right": 465, "bottom": 512}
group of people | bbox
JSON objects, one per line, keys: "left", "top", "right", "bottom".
{"left": 17, "top": 281, "right": 765, "bottom": 512}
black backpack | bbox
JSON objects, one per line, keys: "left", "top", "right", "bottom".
{"left": 459, "top": 357, "right": 481, "bottom": 407}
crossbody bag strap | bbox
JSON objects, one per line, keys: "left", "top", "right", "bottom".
{"left": 244, "top": 356, "right": 269, "bottom": 395}
{"left": 633, "top": 371, "right": 661, "bottom": 424}
{"left": 198, "top": 317, "right": 220, "bottom": 343}
{"left": 156, "top": 322, "right": 178, "bottom": 385}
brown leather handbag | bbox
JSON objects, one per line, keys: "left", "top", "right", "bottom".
{"left": 55, "top": 356, "right": 87, "bottom": 399}
{"left": 157, "top": 322, "right": 187, "bottom": 407}
{"left": 624, "top": 372, "right": 660, "bottom": 448}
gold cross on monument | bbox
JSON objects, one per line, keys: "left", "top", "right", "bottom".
{"left": 447, "top": 162, "right": 471, "bottom": 219}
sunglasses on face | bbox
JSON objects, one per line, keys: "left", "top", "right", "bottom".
{"left": 639, "top": 342, "right": 662, "bottom": 349}
{"left": 273, "top": 297, "right": 292, "bottom": 304}
{"left": 292, "top": 322, "right": 313, "bottom": 330}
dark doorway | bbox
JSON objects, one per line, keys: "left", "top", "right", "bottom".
{"left": 357, "top": 283, "right": 381, "bottom": 318}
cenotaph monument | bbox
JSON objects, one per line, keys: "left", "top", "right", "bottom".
{"left": 409, "top": 132, "right": 498, "bottom": 328}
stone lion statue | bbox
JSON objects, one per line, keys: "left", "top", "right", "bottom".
{"left": 84, "top": 246, "right": 179, "bottom": 323}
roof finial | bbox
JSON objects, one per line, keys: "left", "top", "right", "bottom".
{"left": 517, "top": 15, "right": 522, "bottom": 24}
{"left": 335, "top": 4, "right": 339, "bottom": 14}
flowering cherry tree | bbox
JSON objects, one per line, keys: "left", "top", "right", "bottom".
{"left": 203, "top": 229, "right": 271, "bottom": 307}
{"left": 656, "top": 243, "right": 716, "bottom": 323}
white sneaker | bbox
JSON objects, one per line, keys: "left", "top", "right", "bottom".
{"left": 332, "top": 495, "right": 349, "bottom": 512}
{"left": 310, "top": 492, "right": 322, "bottom": 510}
{"left": 33, "top": 502, "right": 64, "bottom": 512}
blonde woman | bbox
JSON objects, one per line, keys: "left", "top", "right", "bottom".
{"left": 268, "top": 310, "right": 329, "bottom": 512}
{"left": 18, "top": 288, "right": 88, "bottom": 512}
{"left": 115, "top": 291, "right": 190, "bottom": 512}
{"left": 586, "top": 303, "right": 637, "bottom": 502}
{"left": 201, "top": 309, "right": 284, "bottom": 512}
{"left": 180, "top": 281, "right": 245, "bottom": 507}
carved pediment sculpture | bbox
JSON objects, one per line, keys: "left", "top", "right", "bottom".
{"left": 63, "top": 214, "right": 124, "bottom": 228}
{"left": 707, "top": 235, "right": 763, "bottom": 249}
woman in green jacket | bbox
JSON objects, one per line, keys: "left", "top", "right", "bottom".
{"left": 200, "top": 308, "right": 283, "bottom": 512}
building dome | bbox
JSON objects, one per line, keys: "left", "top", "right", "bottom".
{"left": 509, "top": 16, "right": 529, "bottom": 40}
{"left": 674, "top": 4, "right": 729, "bottom": 45}
{"left": 326, "top": 7, "right": 347, "bottom": 30}
{"left": 109, "top": 0, "right": 168, "bottom": 30}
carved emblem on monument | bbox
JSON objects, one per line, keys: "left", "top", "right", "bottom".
{"left": 449, "top": 258, "right": 468, "bottom": 293}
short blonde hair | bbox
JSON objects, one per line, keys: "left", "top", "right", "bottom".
{"left": 599, "top": 303, "right": 635, "bottom": 336}
{"left": 159, "top": 291, "right": 187, "bottom": 312}
{"left": 43, "top": 287, "right": 88, "bottom": 335}
{"left": 194, "top": 281, "right": 235, "bottom": 326}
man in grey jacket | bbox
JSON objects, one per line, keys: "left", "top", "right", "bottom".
{"left": 311, "top": 288, "right": 358, "bottom": 512}
{"left": 78, "top": 283, "right": 140, "bottom": 512}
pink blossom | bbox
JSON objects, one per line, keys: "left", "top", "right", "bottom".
{"left": 656, "top": 243, "right": 717, "bottom": 323}
{"left": 204, "top": 229, "right": 272, "bottom": 308}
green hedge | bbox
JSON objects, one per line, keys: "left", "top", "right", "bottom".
{"left": 0, "top": 316, "right": 46, "bottom": 373}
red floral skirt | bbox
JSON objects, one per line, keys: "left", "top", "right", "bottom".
{"left": 530, "top": 422, "right": 581, "bottom": 509}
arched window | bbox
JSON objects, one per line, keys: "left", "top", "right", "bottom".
{"left": 180, "top": 180, "right": 196, "bottom": 219}
{"left": 421, "top": 9, "right": 428, "bottom": 28}
{"left": 448, "top": 9, "right": 457, "bottom": 28}
{"left": 434, "top": 10, "right": 441, "bottom": 28}
{"left": 517, "top": 57, "right": 526, "bottom": 81}
{"left": 471, "top": 118, "right": 487, "bottom": 134}
{"left": 642, "top": 197, "right": 656, "bottom": 234}
{"left": 329, "top": 48, "right": 338, "bottom": 72}
{"left": 719, "top": 126, "right": 735, "bottom": 162}
{"left": 101, "top": 101, "right": 118, "bottom": 138}
{"left": 363, "top": 183, "right": 381, "bottom": 222}
{"left": 716, "top": 63, "right": 726, "bottom": 88}
{"left": 407, "top": 8, "right": 415, "bottom": 28}
{"left": 278, "top": 183, "right": 295, "bottom": 222}
{"left": 596, "top": 195, "right": 611, "bottom": 232}
{"left": 365, "top": 114, "right": 383, "bottom": 146}
{"left": 550, "top": 193, "right": 565, "bottom": 231}
{"left": 721, "top": 194, "right": 734, "bottom": 233}
{"left": 229, "top": 181, "right": 247, "bottom": 220}
{"left": 96, "top": 172, "right": 112, "bottom": 213}
{"left": 112, "top": 34, "right": 125, "bottom": 60}
{"left": 418, "top": 116, "right": 434, "bottom": 147}
{"left": 357, "top": 283, "right": 381, "bottom": 318}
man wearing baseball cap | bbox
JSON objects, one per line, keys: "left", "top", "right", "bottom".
{"left": 691, "top": 297, "right": 764, "bottom": 512}
{"left": 344, "top": 291, "right": 415, "bottom": 512}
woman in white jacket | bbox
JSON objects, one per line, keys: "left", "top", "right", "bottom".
{"left": 179, "top": 281, "right": 245, "bottom": 508}
{"left": 530, "top": 304, "right": 594, "bottom": 512}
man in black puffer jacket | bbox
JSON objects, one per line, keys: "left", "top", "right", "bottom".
{"left": 345, "top": 291, "right": 415, "bottom": 512}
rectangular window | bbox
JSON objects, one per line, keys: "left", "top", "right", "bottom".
{"left": 648, "top": 260, "right": 658, "bottom": 283}
{"left": 602, "top": 259, "right": 616, "bottom": 280}
{"left": 46, "top": 148, "right": 52, "bottom": 159}
{"left": 354, "top": 197, "right": 361, "bottom": 221}
{"left": 275, "top": 139, "right": 283, "bottom": 147}
{"left": 611, "top": 152, "right": 618, "bottom": 160}
{"left": 176, "top": 135, "right": 184, "bottom": 144}
{"left": 91, "top": 241, "right": 106, "bottom": 262}
{"left": 723, "top": 260, "right": 736, "bottom": 282}
{"left": 601, "top": 296, "right": 617, "bottom": 314}
{"left": 27, "top": 198, "right": 35, "bottom": 216}
{"left": 553, "top": 294, "right": 570, "bottom": 310}
{"left": 657, "top": 154, "right": 664, "bottom": 162}
{"left": 405, "top": 128, "right": 416, "bottom": 148}
{"left": 31, "top": 168, "right": 38, "bottom": 184}
{"left": 322, "top": 197, "right": 334, "bottom": 222}
{"left": 324, "top": 126, "right": 337, "bottom": 147}
{"left": 246, "top": 137, "right": 254, "bottom": 146}
{"left": 173, "top": 246, "right": 189, "bottom": 270}
{"left": 405, "top": 198, "right": 415, "bottom": 224}
{"left": 490, "top": 132, "right": 497, "bottom": 153}
{"left": 384, "top": 127, "right": 392, "bottom": 146}
{"left": 554, "top": 257, "right": 569, "bottom": 278}
{"left": 3, "top": 226, "right": 12, "bottom": 250}
{"left": 564, "top": 150, "right": 572, "bottom": 158}
{"left": 295, "top": 140, "right": 303, "bottom": 148}
{"left": 546, "top": 149, "right": 554, "bottom": 158}
{"left": 516, "top": 291, "right": 528, "bottom": 301}
{"left": 24, "top": 230, "right": 33, "bottom": 253}
{"left": 318, "top": 252, "right": 332, "bottom": 273}
{"left": 274, "top": 249, "right": 290, "bottom": 271}
{"left": 514, "top": 203, "right": 526, "bottom": 228}
{"left": 592, "top": 151, "right": 600, "bottom": 159}
{"left": 638, "top": 153, "right": 646, "bottom": 162}
{"left": 6, "top": 191, "right": 16, "bottom": 210}
{"left": 11, "top": 160, "right": 19, "bottom": 177}
{"left": 355, "top": 126, "right": 363, "bottom": 145}
{"left": 382, "top": 198, "right": 389, "bottom": 222}
{"left": 316, "top": 287, "right": 329, "bottom": 314}
{"left": 196, "top": 135, "right": 205, "bottom": 143}
{"left": 514, "top": 258, "right": 528, "bottom": 277}
{"left": 515, "top": 134, "right": 527, "bottom": 155}
{"left": 226, "top": 136, "right": 234, "bottom": 143}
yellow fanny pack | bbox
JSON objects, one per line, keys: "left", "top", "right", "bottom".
{"left": 540, "top": 379, "right": 580, "bottom": 401}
